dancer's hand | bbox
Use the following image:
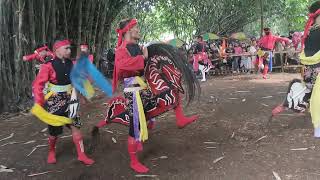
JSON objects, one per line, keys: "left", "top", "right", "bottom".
{"left": 68, "top": 100, "right": 79, "bottom": 119}
{"left": 142, "top": 46, "right": 148, "bottom": 59}
{"left": 69, "top": 88, "right": 79, "bottom": 118}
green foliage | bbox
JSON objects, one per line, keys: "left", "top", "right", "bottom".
{"left": 111, "top": 0, "right": 316, "bottom": 43}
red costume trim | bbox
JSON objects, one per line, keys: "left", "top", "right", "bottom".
{"left": 112, "top": 40, "right": 145, "bottom": 92}
{"left": 116, "top": 19, "right": 138, "bottom": 48}
{"left": 80, "top": 45, "right": 89, "bottom": 49}
{"left": 53, "top": 40, "right": 71, "bottom": 51}
{"left": 32, "top": 62, "right": 57, "bottom": 105}
{"left": 302, "top": 9, "right": 320, "bottom": 48}
{"left": 258, "top": 31, "right": 289, "bottom": 50}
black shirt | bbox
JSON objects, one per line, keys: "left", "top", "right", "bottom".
{"left": 194, "top": 42, "right": 207, "bottom": 54}
{"left": 126, "top": 43, "right": 143, "bottom": 57}
{"left": 305, "top": 26, "right": 320, "bottom": 57}
{"left": 51, "top": 58, "right": 73, "bottom": 85}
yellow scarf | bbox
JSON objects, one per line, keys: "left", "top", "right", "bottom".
{"left": 31, "top": 104, "right": 72, "bottom": 126}
{"left": 300, "top": 50, "right": 320, "bottom": 65}
{"left": 310, "top": 74, "right": 320, "bottom": 128}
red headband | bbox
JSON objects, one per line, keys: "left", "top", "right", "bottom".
{"left": 302, "top": 9, "right": 320, "bottom": 49}
{"left": 116, "top": 19, "right": 138, "bottom": 48}
{"left": 53, "top": 39, "right": 71, "bottom": 51}
{"left": 80, "top": 44, "right": 89, "bottom": 49}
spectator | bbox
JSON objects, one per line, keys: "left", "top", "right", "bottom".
{"left": 249, "top": 40, "right": 258, "bottom": 73}
{"left": 240, "top": 47, "right": 250, "bottom": 73}
{"left": 233, "top": 43, "right": 243, "bottom": 73}
{"left": 225, "top": 43, "right": 235, "bottom": 73}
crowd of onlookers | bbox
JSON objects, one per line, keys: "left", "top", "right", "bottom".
{"left": 183, "top": 31, "right": 302, "bottom": 76}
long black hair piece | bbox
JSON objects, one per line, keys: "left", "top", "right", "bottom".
{"left": 147, "top": 43, "right": 201, "bottom": 105}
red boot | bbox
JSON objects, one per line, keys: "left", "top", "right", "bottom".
{"left": 175, "top": 102, "right": 198, "bottom": 128}
{"left": 137, "top": 141, "right": 143, "bottom": 152}
{"left": 47, "top": 136, "right": 57, "bottom": 164}
{"left": 128, "top": 136, "right": 149, "bottom": 173}
{"left": 262, "top": 65, "right": 269, "bottom": 79}
{"left": 72, "top": 132, "right": 95, "bottom": 165}
{"left": 272, "top": 104, "right": 285, "bottom": 116}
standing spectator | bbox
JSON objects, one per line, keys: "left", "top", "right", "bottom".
{"left": 209, "top": 43, "right": 222, "bottom": 75}
{"left": 249, "top": 40, "right": 258, "bottom": 73}
{"left": 233, "top": 43, "right": 243, "bottom": 73}
{"left": 225, "top": 43, "right": 235, "bottom": 73}
{"left": 240, "top": 47, "right": 250, "bottom": 73}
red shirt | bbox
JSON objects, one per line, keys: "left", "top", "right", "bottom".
{"left": 234, "top": 47, "right": 243, "bottom": 54}
{"left": 112, "top": 41, "right": 145, "bottom": 92}
{"left": 258, "top": 33, "right": 289, "bottom": 50}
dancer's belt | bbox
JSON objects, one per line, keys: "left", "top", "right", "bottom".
{"left": 32, "top": 84, "right": 73, "bottom": 126}
{"left": 124, "top": 86, "right": 144, "bottom": 92}
{"left": 261, "top": 47, "right": 272, "bottom": 51}
{"left": 48, "top": 83, "right": 72, "bottom": 93}
{"left": 123, "top": 76, "right": 147, "bottom": 92}
{"left": 45, "top": 83, "right": 72, "bottom": 100}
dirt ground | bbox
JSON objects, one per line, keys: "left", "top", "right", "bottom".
{"left": 1, "top": 73, "right": 320, "bottom": 180}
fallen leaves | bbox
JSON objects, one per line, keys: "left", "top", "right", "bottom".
{"left": 290, "top": 148, "right": 308, "bottom": 151}
{"left": 23, "top": 140, "right": 36, "bottom": 145}
{"left": 255, "top": 135, "right": 268, "bottom": 143}
{"left": 213, "top": 156, "right": 224, "bottom": 164}
{"left": 1, "top": 141, "right": 20, "bottom": 147}
{"left": 27, "top": 171, "right": 51, "bottom": 177}
{"left": 236, "top": 91, "right": 251, "bottom": 93}
{"left": 272, "top": 171, "right": 281, "bottom": 180}
{"left": 151, "top": 156, "right": 168, "bottom": 161}
{"left": 27, "top": 144, "right": 48, "bottom": 157}
{"left": 205, "top": 147, "right": 217, "bottom": 149}
{"left": 203, "top": 141, "right": 218, "bottom": 144}
{"left": 111, "top": 137, "right": 117, "bottom": 144}
{"left": 289, "top": 147, "right": 314, "bottom": 151}
{"left": 0, "top": 165, "right": 14, "bottom": 173}
{"left": 262, "top": 96, "right": 273, "bottom": 99}
{"left": 0, "top": 133, "right": 14, "bottom": 142}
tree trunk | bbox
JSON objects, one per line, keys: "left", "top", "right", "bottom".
{"left": 45, "top": 0, "right": 52, "bottom": 38}
{"left": 52, "top": 0, "right": 56, "bottom": 40}
{"left": 28, "top": 0, "right": 36, "bottom": 82}
{"left": 62, "top": 0, "right": 68, "bottom": 38}
{"left": 77, "top": 0, "right": 83, "bottom": 49}
{"left": 260, "top": 0, "right": 264, "bottom": 37}
{"left": 13, "top": 0, "right": 24, "bottom": 101}
{"left": 95, "top": 1, "right": 112, "bottom": 66}
{"left": 41, "top": 0, "right": 46, "bottom": 43}
{"left": 87, "top": 0, "right": 97, "bottom": 46}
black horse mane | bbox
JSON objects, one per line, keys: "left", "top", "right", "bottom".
{"left": 147, "top": 43, "right": 200, "bottom": 105}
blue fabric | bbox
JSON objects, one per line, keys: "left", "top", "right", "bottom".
{"left": 269, "top": 51, "right": 273, "bottom": 72}
{"left": 70, "top": 55, "right": 112, "bottom": 98}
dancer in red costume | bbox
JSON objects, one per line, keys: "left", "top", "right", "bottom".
{"left": 80, "top": 42, "right": 94, "bottom": 63}
{"left": 258, "top": 28, "right": 289, "bottom": 79}
{"left": 33, "top": 39, "right": 94, "bottom": 165}
{"left": 92, "top": 18, "right": 200, "bottom": 173}
{"left": 193, "top": 35, "right": 212, "bottom": 81}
